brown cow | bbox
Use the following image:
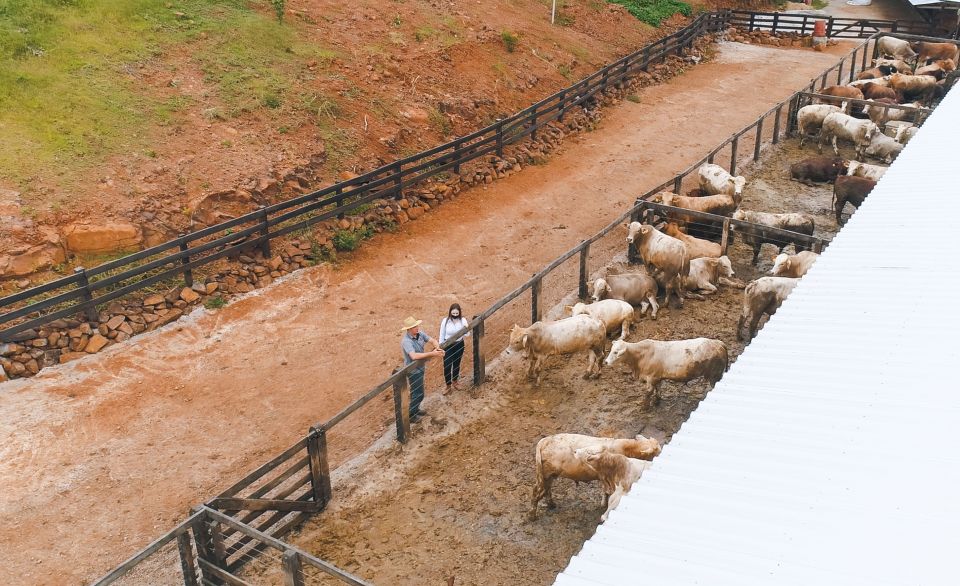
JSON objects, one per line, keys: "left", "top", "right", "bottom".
{"left": 833, "top": 175, "right": 876, "bottom": 224}
{"left": 818, "top": 85, "right": 864, "bottom": 106}
{"left": 887, "top": 73, "right": 938, "bottom": 102}
{"left": 663, "top": 222, "right": 722, "bottom": 259}
{"left": 790, "top": 156, "right": 848, "bottom": 185}
{"left": 736, "top": 277, "right": 799, "bottom": 341}
{"left": 651, "top": 190, "right": 740, "bottom": 217}
{"left": 915, "top": 41, "right": 959, "bottom": 65}
{"left": 856, "top": 64, "right": 897, "bottom": 80}
{"left": 860, "top": 81, "right": 899, "bottom": 102}
{"left": 531, "top": 433, "right": 660, "bottom": 517}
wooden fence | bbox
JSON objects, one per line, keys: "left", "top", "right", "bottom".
{"left": 728, "top": 9, "right": 946, "bottom": 38}
{"left": 89, "top": 26, "right": 957, "bottom": 586}
{"left": 0, "top": 11, "right": 731, "bottom": 342}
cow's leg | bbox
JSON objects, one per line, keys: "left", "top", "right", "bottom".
{"left": 619, "top": 316, "right": 632, "bottom": 340}
{"left": 526, "top": 357, "right": 536, "bottom": 381}
{"left": 752, "top": 242, "right": 762, "bottom": 265}
{"left": 832, "top": 135, "right": 840, "bottom": 156}
{"left": 749, "top": 309, "right": 765, "bottom": 341}
{"left": 531, "top": 470, "right": 547, "bottom": 515}
{"left": 601, "top": 486, "right": 626, "bottom": 523}
{"left": 638, "top": 301, "right": 649, "bottom": 317}
{"left": 641, "top": 377, "right": 657, "bottom": 408}
{"left": 700, "top": 281, "right": 718, "bottom": 295}
{"left": 736, "top": 312, "right": 748, "bottom": 342}
{"left": 648, "top": 296, "right": 659, "bottom": 319}
{"left": 719, "top": 276, "right": 746, "bottom": 289}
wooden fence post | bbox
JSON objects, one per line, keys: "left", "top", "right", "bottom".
{"left": 813, "top": 239, "right": 823, "bottom": 254}
{"left": 193, "top": 509, "right": 227, "bottom": 585}
{"left": 772, "top": 12, "right": 780, "bottom": 35}
{"left": 472, "top": 318, "right": 486, "bottom": 386}
{"left": 531, "top": 108, "right": 538, "bottom": 141}
{"left": 336, "top": 188, "right": 345, "bottom": 220}
{"left": 748, "top": 12, "right": 755, "bottom": 31}
{"left": 178, "top": 235, "right": 194, "bottom": 288}
{"left": 177, "top": 531, "right": 200, "bottom": 586}
{"left": 282, "top": 550, "right": 304, "bottom": 586}
{"left": 836, "top": 60, "right": 843, "bottom": 84}
{"left": 673, "top": 175, "right": 682, "bottom": 194}
{"left": 558, "top": 90, "right": 567, "bottom": 122}
{"left": 307, "top": 426, "right": 332, "bottom": 508}
{"left": 826, "top": 16, "right": 835, "bottom": 38}
{"left": 773, "top": 104, "right": 783, "bottom": 144}
{"left": 729, "top": 136, "right": 739, "bottom": 176}
{"left": 753, "top": 117, "right": 764, "bottom": 161}
{"left": 392, "top": 370, "right": 410, "bottom": 443}
{"left": 394, "top": 161, "right": 404, "bottom": 200}
{"left": 257, "top": 206, "right": 272, "bottom": 258}
{"left": 453, "top": 138, "right": 462, "bottom": 175}
{"left": 531, "top": 277, "right": 542, "bottom": 323}
{"left": 720, "top": 218, "right": 732, "bottom": 255}
{"left": 578, "top": 242, "right": 590, "bottom": 300}
{"left": 849, "top": 48, "right": 858, "bottom": 82}
{"left": 862, "top": 39, "right": 870, "bottom": 71}
{"left": 496, "top": 120, "right": 504, "bottom": 158}
{"left": 73, "top": 267, "right": 100, "bottom": 323}
{"left": 627, "top": 206, "right": 642, "bottom": 264}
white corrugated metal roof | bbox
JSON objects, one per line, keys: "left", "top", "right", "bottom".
{"left": 554, "top": 88, "right": 960, "bottom": 585}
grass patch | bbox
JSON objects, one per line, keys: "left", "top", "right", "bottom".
{"left": 500, "top": 30, "right": 519, "bottom": 53}
{"left": 626, "top": 93, "right": 641, "bottom": 103}
{"left": 204, "top": 295, "right": 228, "bottom": 309}
{"left": 811, "top": 0, "right": 828, "bottom": 8}
{"left": 555, "top": 12, "right": 575, "bottom": 26}
{"left": 0, "top": 0, "right": 333, "bottom": 186}
{"left": 557, "top": 63, "right": 573, "bottom": 79}
{"left": 331, "top": 225, "right": 374, "bottom": 252}
{"left": 318, "top": 126, "right": 359, "bottom": 173}
{"left": 414, "top": 26, "right": 435, "bottom": 42}
{"left": 607, "top": 0, "right": 691, "bottom": 27}
{"left": 428, "top": 108, "right": 452, "bottom": 136}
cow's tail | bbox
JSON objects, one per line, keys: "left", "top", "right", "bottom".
{"left": 831, "top": 180, "right": 838, "bottom": 210}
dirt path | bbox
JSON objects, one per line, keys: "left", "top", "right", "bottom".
{"left": 0, "top": 42, "right": 850, "bottom": 586}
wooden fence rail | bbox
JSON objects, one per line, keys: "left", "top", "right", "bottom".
{"left": 727, "top": 10, "right": 948, "bottom": 38}
{"left": 89, "top": 26, "right": 956, "bottom": 586}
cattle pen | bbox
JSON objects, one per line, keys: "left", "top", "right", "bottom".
{"left": 81, "top": 24, "right": 960, "bottom": 586}
{"left": 554, "top": 66, "right": 960, "bottom": 586}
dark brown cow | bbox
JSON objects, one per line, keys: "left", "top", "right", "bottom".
{"left": 790, "top": 156, "right": 848, "bottom": 185}
{"left": 860, "top": 81, "right": 899, "bottom": 102}
{"left": 833, "top": 175, "right": 877, "bottom": 224}
{"left": 819, "top": 85, "right": 864, "bottom": 106}
{"left": 856, "top": 64, "right": 897, "bottom": 80}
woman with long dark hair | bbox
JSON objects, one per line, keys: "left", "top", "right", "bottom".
{"left": 438, "top": 303, "right": 469, "bottom": 394}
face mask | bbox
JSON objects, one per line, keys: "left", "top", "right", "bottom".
{"left": 451, "top": 311, "right": 460, "bottom": 317}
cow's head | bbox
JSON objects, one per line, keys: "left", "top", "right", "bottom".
{"left": 568, "top": 302, "right": 588, "bottom": 316}
{"left": 731, "top": 209, "right": 746, "bottom": 222}
{"left": 591, "top": 278, "right": 609, "bottom": 302}
{"left": 878, "top": 64, "right": 896, "bottom": 76}
{"left": 507, "top": 324, "right": 528, "bottom": 354}
{"left": 834, "top": 158, "right": 850, "bottom": 174}
{"left": 632, "top": 435, "right": 663, "bottom": 458}
{"left": 604, "top": 339, "right": 628, "bottom": 367}
{"left": 718, "top": 255, "right": 735, "bottom": 278}
{"left": 770, "top": 253, "right": 790, "bottom": 276}
{"left": 625, "top": 221, "right": 647, "bottom": 244}
{"left": 728, "top": 175, "right": 746, "bottom": 197}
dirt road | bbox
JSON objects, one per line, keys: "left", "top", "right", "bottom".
{"left": 0, "top": 41, "right": 849, "bottom": 585}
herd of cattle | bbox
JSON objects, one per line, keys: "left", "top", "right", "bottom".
{"left": 519, "top": 162, "right": 822, "bottom": 522}
{"left": 793, "top": 37, "right": 956, "bottom": 222}
{"left": 521, "top": 36, "right": 955, "bottom": 526}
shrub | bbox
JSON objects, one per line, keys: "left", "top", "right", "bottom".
{"left": 608, "top": 0, "right": 691, "bottom": 27}
{"left": 204, "top": 296, "right": 227, "bottom": 310}
{"left": 500, "top": 30, "right": 519, "bottom": 53}
{"left": 270, "top": 0, "right": 286, "bottom": 23}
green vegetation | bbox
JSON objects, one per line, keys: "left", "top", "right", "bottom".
{"left": 428, "top": 108, "right": 452, "bottom": 136}
{"left": 555, "top": 12, "right": 575, "bottom": 27}
{"left": 608, "top": 0, "right": 691, "bottom": 27}
{"left": 557, "top": 63, "right": 573, "bottom": 79}
{"left": 500, "top": 30, "right": 519, "bottom": 53}
{"left": 331, "top": 225, "right": 374, "bottom": 252}
{"left": 414, "top": 26, "right": 435, "bottom": 42}
{"left": 0, "top": 0, "right": 333, "bottom": 184}
{"left": 811, "top": 0, "right": 828, "bottom": 9}
{"left": 626, "top": 93, "right": 641, "bottom": 103}
{"left": 204, "top": 295, "right": 228, "bottom": 309}
{"left": 269, "top": 0, "right": 285, "bottom": 23}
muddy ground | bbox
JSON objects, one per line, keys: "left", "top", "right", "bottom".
{"left": 269, "top": 136, "right": 857, "bottom": 586}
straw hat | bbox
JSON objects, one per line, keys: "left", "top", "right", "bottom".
{"left": 399, "top": 316, "right": 423, "bottom": 331}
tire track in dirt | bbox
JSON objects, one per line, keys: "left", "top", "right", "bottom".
{"left": 0, "top": 42, "right": 851, "bottom": 585}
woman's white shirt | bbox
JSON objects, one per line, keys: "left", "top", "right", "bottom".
{"left": 439, "top": 316, "right": 470, "bottom": 344}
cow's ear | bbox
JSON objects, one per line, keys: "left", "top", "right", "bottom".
{"left": 564, "top": 305, "right": 573, "bottom": 313}
{"left": 521, "top": 334, "right": 529, "bottom": 348}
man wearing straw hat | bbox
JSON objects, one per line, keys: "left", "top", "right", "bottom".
{"left": 400, "top": 316, "right": 444, "bottom": 423}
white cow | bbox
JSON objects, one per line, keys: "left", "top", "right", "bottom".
{"left": 576, "top": 449, "right": 652, "bottom": 523}
{"left": 736, "top": 276, "right": 799, "bottom": 341}
{"left": 796, "top": 103, "right": 844, "bottom": 147}
{"left": 698, "top": 163, "right": 746, "bottom": 197}
{"left": 818, "top": 112, "right": 880, "bottom": 159}
{"left": 895, "top": 125, "right": 918, "bottom": 144}
{"left": 604, "top": 338, "right": 728, "bottom": 406}
{"left": 863, "top": 132, "right": 903, "bottom": 164}
{"left": 684, "top": 256, "right": 743, "bottom": 298}
{"left": 591, "top": 273, "right": 660, "bottom": 319}
{"left": 626, "top": 222, "right": 690, "bottom": 308}
{"left": 846, "top": 160, "right": 888, "bottom": 181}
{"left": 862, "top": 100, "right": 922, "bottom": 127}
{"left": 770, "top": 251, "right": 819, "bottom": 278}
{"left": 508, "top": 315, "right": 606, "bottom": 385}
{"left": 531, "top": 433, "right": 660, "bottom": 516}
{"left": 876, "top": 36, "right": 917, "bottom": 61}
{"left": 566, "top": 300, "right": 636, "bottom": 340}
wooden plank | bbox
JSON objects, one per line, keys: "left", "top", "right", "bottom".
{"left": 306, "top": 429, "right": 327, "bottom": 508}
{"left": 197, "top": 559, "right": 253, "bottom": 586}
{"left": 312, "top": 426, "right": 332, "bottom": 504}
{"left": 531, "top": 277, "right": 542, "bottom": 323}
{"left": 210, "top": 498, "right": 316, "bottom": 513}
{"left": 720, "top": 218, "right": 732, "bottom": 255}
{"left": 178, "top": 531, "right": 200, "bottom": 586}
{"left": 221, "top": 471, "right": 312, "bottom": 541}
{"left": 392, "top": 371, "right": 410, "bottom": 443}
{"left": 472, "top": 318, "right": 486, "bottom": 386}
{"left": 578, "top": 243, "right": 590, "bottom": 301}
{"left": 300, "top": 555, "right": 374, "bottom": 586}
{"left": 224, "top": 492, "right": 313, "bottom": 561}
